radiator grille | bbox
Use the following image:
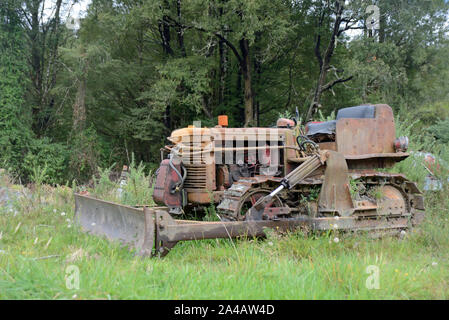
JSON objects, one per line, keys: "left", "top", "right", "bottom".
{"left": 184, "top": 164, "right": 208, "bottom": 190}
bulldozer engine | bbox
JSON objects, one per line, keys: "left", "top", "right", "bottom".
{"left": 74, "top": 104, "right": 425, "bottom": 257}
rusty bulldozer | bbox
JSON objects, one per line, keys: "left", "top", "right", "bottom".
{"left": 75, "top": 104, "right": 425, "bottom": 257}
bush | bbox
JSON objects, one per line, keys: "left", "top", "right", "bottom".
{"left": 391, "top": 115, "right": 436, "bottom": 188}
{"left": 23, "top": 138, "right": 69, "bottom": 185}
{"left": 413, "top": 101, "right": 449, "bottom": 127}
{"left": 427, "top": 118, "right": 449, "bottom": 144}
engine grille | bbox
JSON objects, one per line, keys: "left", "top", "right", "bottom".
{"left": 184, "top": 164, "right": 208, "bottom": 190}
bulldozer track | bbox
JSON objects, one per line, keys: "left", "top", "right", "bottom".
{"left": 217, "top": 172, "right": 425, "bottom": 227}
{"left": 217, "top": 178, "right": 261, "bottom": 220}
{"left": 216, "top": 176, "right": 283, "bottom": 220}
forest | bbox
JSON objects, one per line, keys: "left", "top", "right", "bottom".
{"left": 1, "top": 0, "right": 448, "bottom": 183}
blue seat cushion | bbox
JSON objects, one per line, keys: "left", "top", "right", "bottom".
{"left": 306, "top": 120, "right": 337, "bottom": 136}
{"left": 336, "top": 105, "right": 375, "bottom": 120}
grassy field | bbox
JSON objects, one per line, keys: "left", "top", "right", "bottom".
{"left": 0, "top": 173, "right": 448, "bottom": 300}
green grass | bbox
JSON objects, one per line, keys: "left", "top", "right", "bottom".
{"left": 1, "top": 180, "right": 448, "bottom": 299}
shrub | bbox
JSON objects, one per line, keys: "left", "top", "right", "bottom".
{"left": 23, "top": 138, "right": 69, "bottom": 185}
{"left": 413, "top": 101, "right": 449, "bottom": 126}
{"left": 427, "top": 118, "right": 449, "bottom": 144}
{"left": 89, "top": 154, "right": 154, "bottom": 206}
{"left": 392, "top": 114, "right": 449, "bottom": 190}
{"left": 69, "top": 127, "right": 102, "bottom": 183}
{"left": 91, "top": 164, "right": 118, "bottom": 201}
{"left": 120, "top": 156, "right": 153, "bottom": 206}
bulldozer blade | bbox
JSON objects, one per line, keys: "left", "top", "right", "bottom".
{"left": 74, "top": 194, "right": 412, "bottom": 258}
{"left": 74, "top": 194, "right": 155, "bottom": 256}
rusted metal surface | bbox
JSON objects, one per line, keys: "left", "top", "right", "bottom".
{"left": 153, "top": 159, "right": 183, "bottom": 208}
{"left": 411, "top": 210, "right": 426, "bottom": 226}
{"left": 318, "top": 151, "right": 354, "bottom": 217}
{"left": 310, "top": 216, "right": 409, "bottom": 231}
{"left": 75, "top": 194, "right": 423, "bottom": 256}
{"left": 283, "top": 154, "right": 323, "bottom": 188}
{"left": 217, "top": 176, "right": 281, "bottom": 220}
{"left": 140, "top": 207, "right": 155, "bottom": 256}
{"left": 74, "top": 193, "right": 413, "bottom": 257}
{"left": 239, "top": 188, "right": 284, "bottom": 221}
{"left": 158, "top": 214, "right": 409, "bottom": 254}
{"left": 216, "top": 165, "right": 231, "bottom": 190}
{"left": 218, "top": 154, "right": 323, "bottom": 220}
{"left": 163, "top": 104, "right": 414, "bottom": 210}
{"left": 350, "top": 172, "right": 423, "bottom": 200}
{"left": 74, "top": 194, "right": 151, "bottom": 250}
{"left": 336, "top": 104, "right": 396, "bottom": 156}
{"left": 344, "top": 152, "right": 409, "bottom": 160}
{"left": 377, "top": 185, "right": 407, "bottom": 216}
{"left": 317, "top": 142, "right": 337, "bottom": 151}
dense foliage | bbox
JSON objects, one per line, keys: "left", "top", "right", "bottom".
{"left": 0, "top": 0, "right": 448, "bottom": 184}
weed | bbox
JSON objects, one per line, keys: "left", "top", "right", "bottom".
{"left": 317, "top": 109, "right": 336, "bottom": 122}
{"left": 367, "top": 186, "right": 384, "bottom": 201}
{"left": 349, "top": 179, "right": 359, "bottom": 200}
{"left": 120, "top": 156, "right": 153, "bottom": 206}
{"left": 91, "top": 164, "right": 118, "bottom": 201}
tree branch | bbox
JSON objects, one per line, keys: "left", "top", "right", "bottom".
{"left": 321, "top": 76, "right": 353, "bottom": 92}
{"left": 163, "top": 17, "right": 243, "bottom": 63}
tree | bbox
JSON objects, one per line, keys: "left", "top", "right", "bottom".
{"left": 343, "top": 0, "right": 449, "bottom": 110}
{"left": 18, "top": 0, "right": 67, "bottom": 135}
{"left": 158, "top": 0, "right": 292, "bottom": 126}
{"left": 306, "top": 0, "right": 364, "bottom": 121}
{"left": 0, "top": 0, "right": 33, "bottom": 175}
{"left": 0, "top": 0, "right": 68, "bottom": 183}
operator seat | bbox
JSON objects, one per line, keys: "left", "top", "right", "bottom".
{"left": 306, "top": 105, "right": 375, "bottom": 142}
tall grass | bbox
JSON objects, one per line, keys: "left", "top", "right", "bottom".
{"left": 0, "top": 178, "right": 448, "bottom": 299}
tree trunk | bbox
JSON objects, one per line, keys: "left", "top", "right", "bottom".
{"left": 378, "top": 0, "right": 385, "bottom": 43}
{"left": 306, "top": 1, "right": 345, "bottom": 121}
{"left": 218, "top": 1, "right": 228, "bottom": 106}
{"left": 30, "top": 1, "right": 41, "bottom": 113}
{"left": 219, "top": 40, "right": 228, "bottom": 105}
{"left": 159, "top": 0, "right": 173, "bottom": 56}
{"left": 73, "top": 74, "right": 87, "bottom": 132}
{"left": 176, "top": 0, "right": 186, "bottom": 57}
{"left": 164, "top": 104, "right": 172, "bottom": 132}
{"left": 307, "top": 66, "right": 328, "bottom": 120}
{"left": 159, "top": 0, "right": 172, "bottom": 132}
{"left": 240, "top": 38, "right": 254, "bottom": 127}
